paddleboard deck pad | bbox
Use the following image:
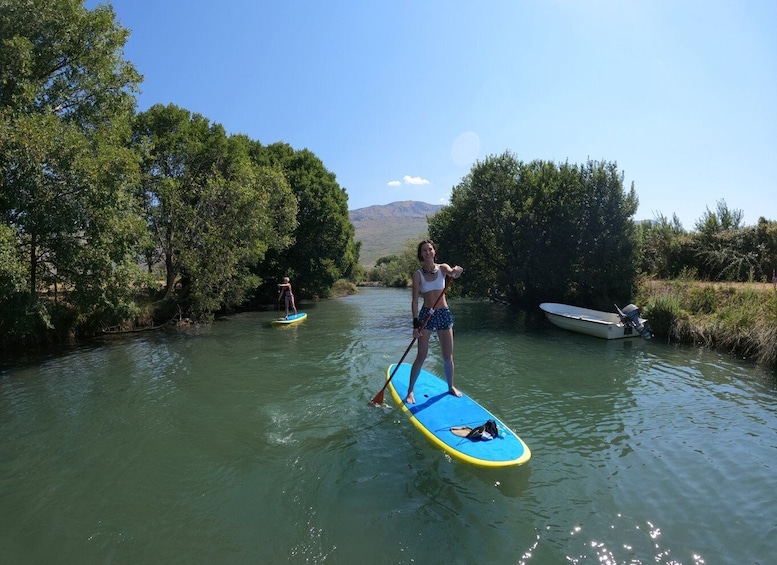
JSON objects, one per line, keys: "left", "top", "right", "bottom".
{"left": 271, "top": 312, "right": 307, "bottom": 326}
{"left": 386, "top": 363, "right": 531, "bottom": 467}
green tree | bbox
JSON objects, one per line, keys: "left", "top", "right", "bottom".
{"left": 688, "top": 221, "right": 776, "bottom": 282}
{"left": 636, "top": 213, "right": 686, "bottom": 278}
{"left": 694, "top": 199, "right": 744, "bottom": 236}
{"left": 689, "top": 200, "right": 759, "bottom": 281}
{"left": 368, "top": 240, "right": 422, "bottom": 287}
{"left": 638, "top": 201, "right": 776, "bottom": 282}
{"left": 254, "top": 143, "right": 359, "bottom": 298}
{"left": 0, "top": 224, "right": 25, "bottom": 295}
{"left": 754, "top": 217, "right": 777, "bottom": 282}
{"left": 430, "top": 153, "right": 639, "bottom": 306}
{"left": 0, "top": 0, "right": 146, "bottom": 340}
{"left": 133, "top": 105, "right": 297, "bottom": 319}
{"left": 430, "top": 153, "right": 515, "bottom": 299}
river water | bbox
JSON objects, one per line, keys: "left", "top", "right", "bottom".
{"left": 1, "top": 287, "right": 775, "bottom": 564}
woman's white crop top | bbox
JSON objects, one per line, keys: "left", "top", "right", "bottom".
{"left": 418, "top": 268, "right": 445, "bottom": 293}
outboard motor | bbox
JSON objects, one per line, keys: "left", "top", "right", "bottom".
{"left": 617, "top": 304, "right": 653, "bottom": 339}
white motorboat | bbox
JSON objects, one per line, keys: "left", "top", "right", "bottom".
{"left": 540, "top": 302, "right": 653, "bottom": 340}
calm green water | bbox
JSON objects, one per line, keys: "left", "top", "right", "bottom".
{"left": 1, "top": 287, "right": 776, "bottom": 564}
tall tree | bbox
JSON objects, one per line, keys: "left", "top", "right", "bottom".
{"left": 254, "top": 143, "right": 359, "bottom": 298}
{"left": 430, "top": 153, "right": 639, "bottom": 306}
{"left": 0, "top": 0, "right": 145, "bottom": 338}
{"left": 133, "top": 105, "right": 297, "bottom": 319}
{"left": 694, "top": 199, "right": 744, "bottom": 236}
{"left": 636, "top": 213, "right": 687, "bottom": 278}
{"left": 690, "top": 200, "right": 749, "bottom": 281}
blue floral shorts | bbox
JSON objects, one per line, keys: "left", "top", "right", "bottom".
{"left": 418, "top": 306, "right": 454, "bottom": 331}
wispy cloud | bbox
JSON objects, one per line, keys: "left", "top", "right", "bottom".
{"left": 387, "top": 180, "right": 401, "bottom": 186}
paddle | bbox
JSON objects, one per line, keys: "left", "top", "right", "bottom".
{"left": 369, "top": 275, "right": 451, "bottom": 407}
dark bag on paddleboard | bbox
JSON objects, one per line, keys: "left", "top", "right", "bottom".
{"left": 451, "top": 419, "right": 499, "bottom": 441}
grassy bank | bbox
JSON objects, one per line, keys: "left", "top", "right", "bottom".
{"left": 635, "top": 279, "right": 777, "bottom": 371}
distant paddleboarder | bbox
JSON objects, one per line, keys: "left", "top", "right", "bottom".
{"left": 277, "top": 277, "right": 297, "bottom": 319}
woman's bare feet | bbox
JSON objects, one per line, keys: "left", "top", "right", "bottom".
{"left": 405, "top": 392, "right": 416, "bottom": 404}
{"left": 448, "top": 386, "right": 462, "bottom": 398}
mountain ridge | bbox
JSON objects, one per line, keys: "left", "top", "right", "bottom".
{"left": 349, "top": 200, "right": 443, "bottom": 267}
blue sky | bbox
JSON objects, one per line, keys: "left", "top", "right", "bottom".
{"left": 89, "top": 0, "right": 776, "bottom": 229}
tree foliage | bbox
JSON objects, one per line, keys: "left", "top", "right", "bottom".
{"left": 694, "top": 199, "right": 744, "bottom": 236}
{"left": 691, "top": 218, "right": 777, "bottom": 282}
{"left": 0, "top": 0, "right": 361, "bottom": 348}
{"left": 0, "top": 0, "right": 146, "bottom": 337}
{"left": 635, "top": 201, "right": 777, "bottom": 282}
{"left": 133, "top": 104, "right": 298, "bottom": 319}
{"left": 430, "top": 153, "right": 639, "bottom": 306}
{"left": 368, "top": 241, "right": 422, "bottom": 287}
{"left": 636, "top": 213, "right": 687, "bottom": 278}
{"left": 254, "top": 143, "right": 359, "bottom": 299}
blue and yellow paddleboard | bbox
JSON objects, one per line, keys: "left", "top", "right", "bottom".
{"left": 271, "top": 312, "right": 307, "bottom": 326}
{"left": 386, "top": 363, "right": 531, "bottom": 467}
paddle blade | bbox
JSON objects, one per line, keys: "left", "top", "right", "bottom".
{"left": 368, "top": 389, "right": 385, "bottom": 407}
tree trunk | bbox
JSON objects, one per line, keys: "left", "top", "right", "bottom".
{"left": 163, "top": 250, "right": 176, "bottom": 301}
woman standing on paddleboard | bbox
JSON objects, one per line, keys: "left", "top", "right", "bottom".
{"left": 277, "top": 276, "right": 297, "bottom": 319}
{"left": 405, "top": 240, "right": 464, "bottom": 404}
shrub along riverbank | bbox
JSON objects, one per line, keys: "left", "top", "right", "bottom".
{"left": 636, "top": 279, "right": 777, "bottom": 371}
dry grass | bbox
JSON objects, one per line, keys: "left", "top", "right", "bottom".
{"left": 641, "top": 278, "right": 776, "bottom": 293}
{"left": 637, "top": 278, "right": 777, "bottom": 370}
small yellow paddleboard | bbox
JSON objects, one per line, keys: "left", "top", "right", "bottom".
{"left": 271, "top": 312, "right": 307, "bottom": 326}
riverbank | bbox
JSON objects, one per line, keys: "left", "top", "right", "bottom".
{"left": 636, "top": 278, "right": 777, "bottom": 371}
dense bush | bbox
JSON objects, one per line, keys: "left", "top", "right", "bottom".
{"left": 429, "top": 154, "right": 639, "bottom": 306}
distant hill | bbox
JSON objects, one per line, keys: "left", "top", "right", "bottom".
{"left": 350, "top": 201, "right": 443, "bottom": 267}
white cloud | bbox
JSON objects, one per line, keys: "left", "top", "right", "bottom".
{"left": 403, "top": 175, "right": 430, "bottom": 185}
{"left": 387, "top": 180, "right": 401, "bottom": 186}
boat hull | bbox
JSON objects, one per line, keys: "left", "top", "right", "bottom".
{"left": 540, "top": 303, "right": 647, "bottom": 340}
